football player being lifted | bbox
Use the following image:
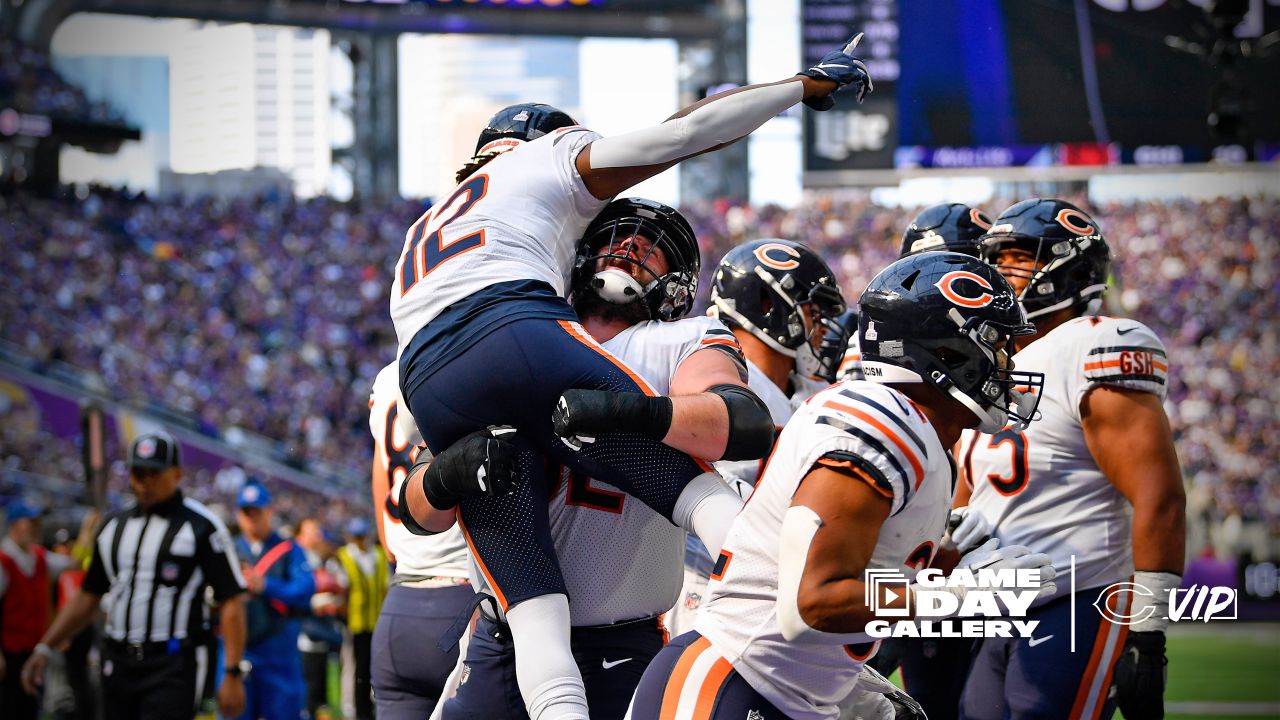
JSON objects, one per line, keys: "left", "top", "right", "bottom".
{"left": 392, "top": 37, "right": 873, "bottom": 720}
{"left": 665, "top": 238, "right": 847, "bottom": 638}
{"left": 956, "top": 199, "right": 1186, "bottom": 720}
{"left": 628, "top": 252, "right": 1056, "bottom": 720}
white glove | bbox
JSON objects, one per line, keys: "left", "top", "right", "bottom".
{"left": 941, "top": 506, "right": 991, "bottom": 554}
{"left": 839, "top": 665, "right": 927, "bottom": 720}
{"left": 958, "top": 538, "right": 1058, "bottom": 602}
{"left": 912, "top": 538, "right": 1057, "bottom": 618}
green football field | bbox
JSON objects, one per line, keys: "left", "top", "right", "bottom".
{"left": 888, "top": 623, "right": 1280, "bottom": 720}
{"left": 1159, "top": 623, "right": 1280, "bottom": 720}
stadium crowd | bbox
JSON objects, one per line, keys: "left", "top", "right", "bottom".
{"left": 0, "top": 188, "right": 1276, "bottom": 559}
{"left": 0, "top": 37, "right": 125, "bottom": 124}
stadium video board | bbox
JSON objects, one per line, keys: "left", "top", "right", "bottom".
{"left": 805, "top": 0, "right": 1280, "bottom": 174}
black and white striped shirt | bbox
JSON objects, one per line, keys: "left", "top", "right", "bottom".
{"left": 83, "top": 490, "right": 246, "bottom": 644}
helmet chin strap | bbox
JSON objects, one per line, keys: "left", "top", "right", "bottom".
{"left": 590, "top": 268, "right": 648, "bottom": 305}
{"left": 862, "top": 359, "right": 1011, "bottom": 433}
{"left": 949, "top": 387, "right": 1009, "bottom": 434}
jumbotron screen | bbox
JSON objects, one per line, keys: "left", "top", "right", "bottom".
{"left": 805, "top": 0, "right": 1280, "bottom": 171}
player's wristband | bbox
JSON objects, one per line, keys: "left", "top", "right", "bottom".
{"left": 34, "top": 642, "right": 53, "bottom": 657}
{"left": 611, "top": 392, "right": 673, "bottom": 440}
{"left": 1129, "top": 571, "right": 1181, "bottom": 633}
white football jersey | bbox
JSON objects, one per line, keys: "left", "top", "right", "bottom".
{"left": 697, "top": 381, "right": 954, "bottom": 720}
{"left": 469, "top": 316, "right": 745, "bottom": 627}
{"left": 369, "top": 364, "right": 469, "bottom": 579}
{"left": 963, "top": 316, "right": 1170, "bottom": 599}
{"left": 389, "top": 128, "right": 607, "bottom": 353}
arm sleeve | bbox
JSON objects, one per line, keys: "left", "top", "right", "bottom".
{"left": 199, "top": 518, "right": 247, "bottom": 603}
{"left": 263, "top": 545, "right": 316, "bottom": 610}
{"left": 587, "top": 81, "right": 803, "bottom": 170}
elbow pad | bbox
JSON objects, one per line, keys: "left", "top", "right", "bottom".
{"left": 708, "top": 383, "right": 774, "bottom": 461}
{"left": 397, "top": 454, "right": 440, "bottom": 536}
{"left": 777, "top": 505, "right": 868, "bottom": 644}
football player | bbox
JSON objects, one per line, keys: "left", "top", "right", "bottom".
{"left": 367, "top": 363, "right": 476, "bottom": 719}
{"left": 392, "top": 38, "right": 873, "bottom": 720}
{"left": 627, "top": 252, "right": 1056, "bottom": 720}
{"left": 409, "top": 198, "right": 768, "bottom": 719}
{"left": 863, "top": 202, "right": 997, "bottom": 720}
{"left": 957, "top": 199, "right": 1186, "bottom": 720}
{"left": 664, "top": 238, "right": 847, "bottom": 638}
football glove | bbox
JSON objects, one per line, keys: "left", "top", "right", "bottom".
{"left": 798, "top": 33, "right": 874, "bottom": 110}
{"left": 840, "top": 665, "right": 927, "bottom": 720}
{"left": 552, "top": 389, "right": 673, "bottom": 448}
{"left": 416, "top": 426, "right": 519, "bottom": 510}
{"left": 941, "top": 506, "right": 993, "bottom": 555}
{"left": 915, "top": 538, "right": 1057, "bottom": 616}
{"left": 1114, "top": 631, "right": 1167, "bottom": 720}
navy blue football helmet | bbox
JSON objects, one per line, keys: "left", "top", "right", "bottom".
{"left": 814, "top": 308, "right": 862, "bottom": 383}
{"left": 980, "top": 198, "right": 1112, "bottom": 320}
{"left": 572, "top": 198, "right": 700, "bottom": 322}
{"left": 858, "top": 252, "right": 1043, "bottom": 433}
{"left": 710, "top": 239, "right": 846, "bottom": 358}
{"left": 475, "top": 102, "right": 578, "bottom": 155}
{"left": 899, "top": 203, "right": 993, "bottom": 258}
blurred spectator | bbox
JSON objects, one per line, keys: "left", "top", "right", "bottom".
{"left": 234, "top": 479, "right": 315, "bottom": 720}
{"left": 332, "top": 517, "right": 387, "bottom": 720}
{"left": 1, "top": 501, "right": 71, "bottom": 720}
{"left": 296, "top": 517, "right": 345, "bottom": 720}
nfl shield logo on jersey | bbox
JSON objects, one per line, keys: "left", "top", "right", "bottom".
{"left": 746, "top": 710, "right": 765, "bottom": 720}
{"left": 684, "top": 592, "right": 701, "bottom": 611}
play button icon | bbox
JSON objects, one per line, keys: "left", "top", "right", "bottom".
{"left": 881, "top": 586, "right": 900, "bottom": 606}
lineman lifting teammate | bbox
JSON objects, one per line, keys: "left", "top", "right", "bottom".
{"left": 628, "top": 252, "right": 1056, "bottom": 720}
{"left": 392, "top": 35, "right": 873, "bottom": 719}
{"left": 957, "top": 199, "right": 1186, "bottom": 720}
{"left": 428, "top": 198, "right": 767, "bottom": 720}
{"left": 665, "top": 238, "right": 847, "bottom": 638}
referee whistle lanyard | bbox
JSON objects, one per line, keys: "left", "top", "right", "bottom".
{"left": 249, "top": 539, "right": 295, "bottom": 616}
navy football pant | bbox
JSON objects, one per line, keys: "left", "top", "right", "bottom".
{"left": 443, "top": 615, "right": 665, "bottom": 720}
{"left": 960, "top": 588, "right": 1130, "bottom": 720}
{"left": 404, "top": 318, "right": 711, "bottom": 608}
{"left": 627, "top": 631, "right": 787, "bottom": 720}
{"left": 372, "top": 583, "right": 476, "bottom": 719}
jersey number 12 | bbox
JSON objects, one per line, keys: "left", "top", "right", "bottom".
{"left": 399, "top": 174, "right": 489, "bottom": 295}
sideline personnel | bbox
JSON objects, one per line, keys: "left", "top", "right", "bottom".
{"left": 21, "top": 431, "right": 248, "bottom": 720}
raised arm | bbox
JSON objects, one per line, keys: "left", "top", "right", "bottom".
{"left": 574, "top": 35, "right": 872, "bottom": 200}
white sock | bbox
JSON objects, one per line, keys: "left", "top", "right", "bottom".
{"left": 672, "top": 471, "right": 742, "bottom": 558}
{"left": 506, "top": 594, "right": 590, "bottom": 720}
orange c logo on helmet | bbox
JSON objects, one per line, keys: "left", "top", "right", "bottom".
{"left": 752, "top": 242, "right": 801, "bottom": 271}
{"left": 970, "top": 209, "right": 993, "bottom": 230}
{"left": 1055, "top": 209, "right": 1095, "bottom": 236}
{"left": 936, "top": 271, "right": 995, "bottom": 308}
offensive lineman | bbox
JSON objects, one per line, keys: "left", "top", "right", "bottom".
{"left": 368, "top": 363, "right": 475, "bottom": 718}
{"left": 392, "top": 38, "right": 873, "bottom": 719}
{"left": 957, "top": 199, "right": 1186, "bottom": 720}
{"left": 628, "top": 252, "right": 1057, "bottom": 720}
{"left": 435, "top": 198, "right": 766, "bottom": 720}
{"left": 665, "top": 238, "right": 847, "bottom": 638}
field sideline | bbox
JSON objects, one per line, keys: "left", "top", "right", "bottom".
{"left": 886, "top": 622, "right": 1280, "bottom": 720}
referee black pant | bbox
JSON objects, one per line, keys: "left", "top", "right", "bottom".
{"left": 102, "top": 641, "right": 208, "bottom": 720}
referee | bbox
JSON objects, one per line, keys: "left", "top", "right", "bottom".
{"left": 20, "top": 431, "right": 249, "bottom": 720}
